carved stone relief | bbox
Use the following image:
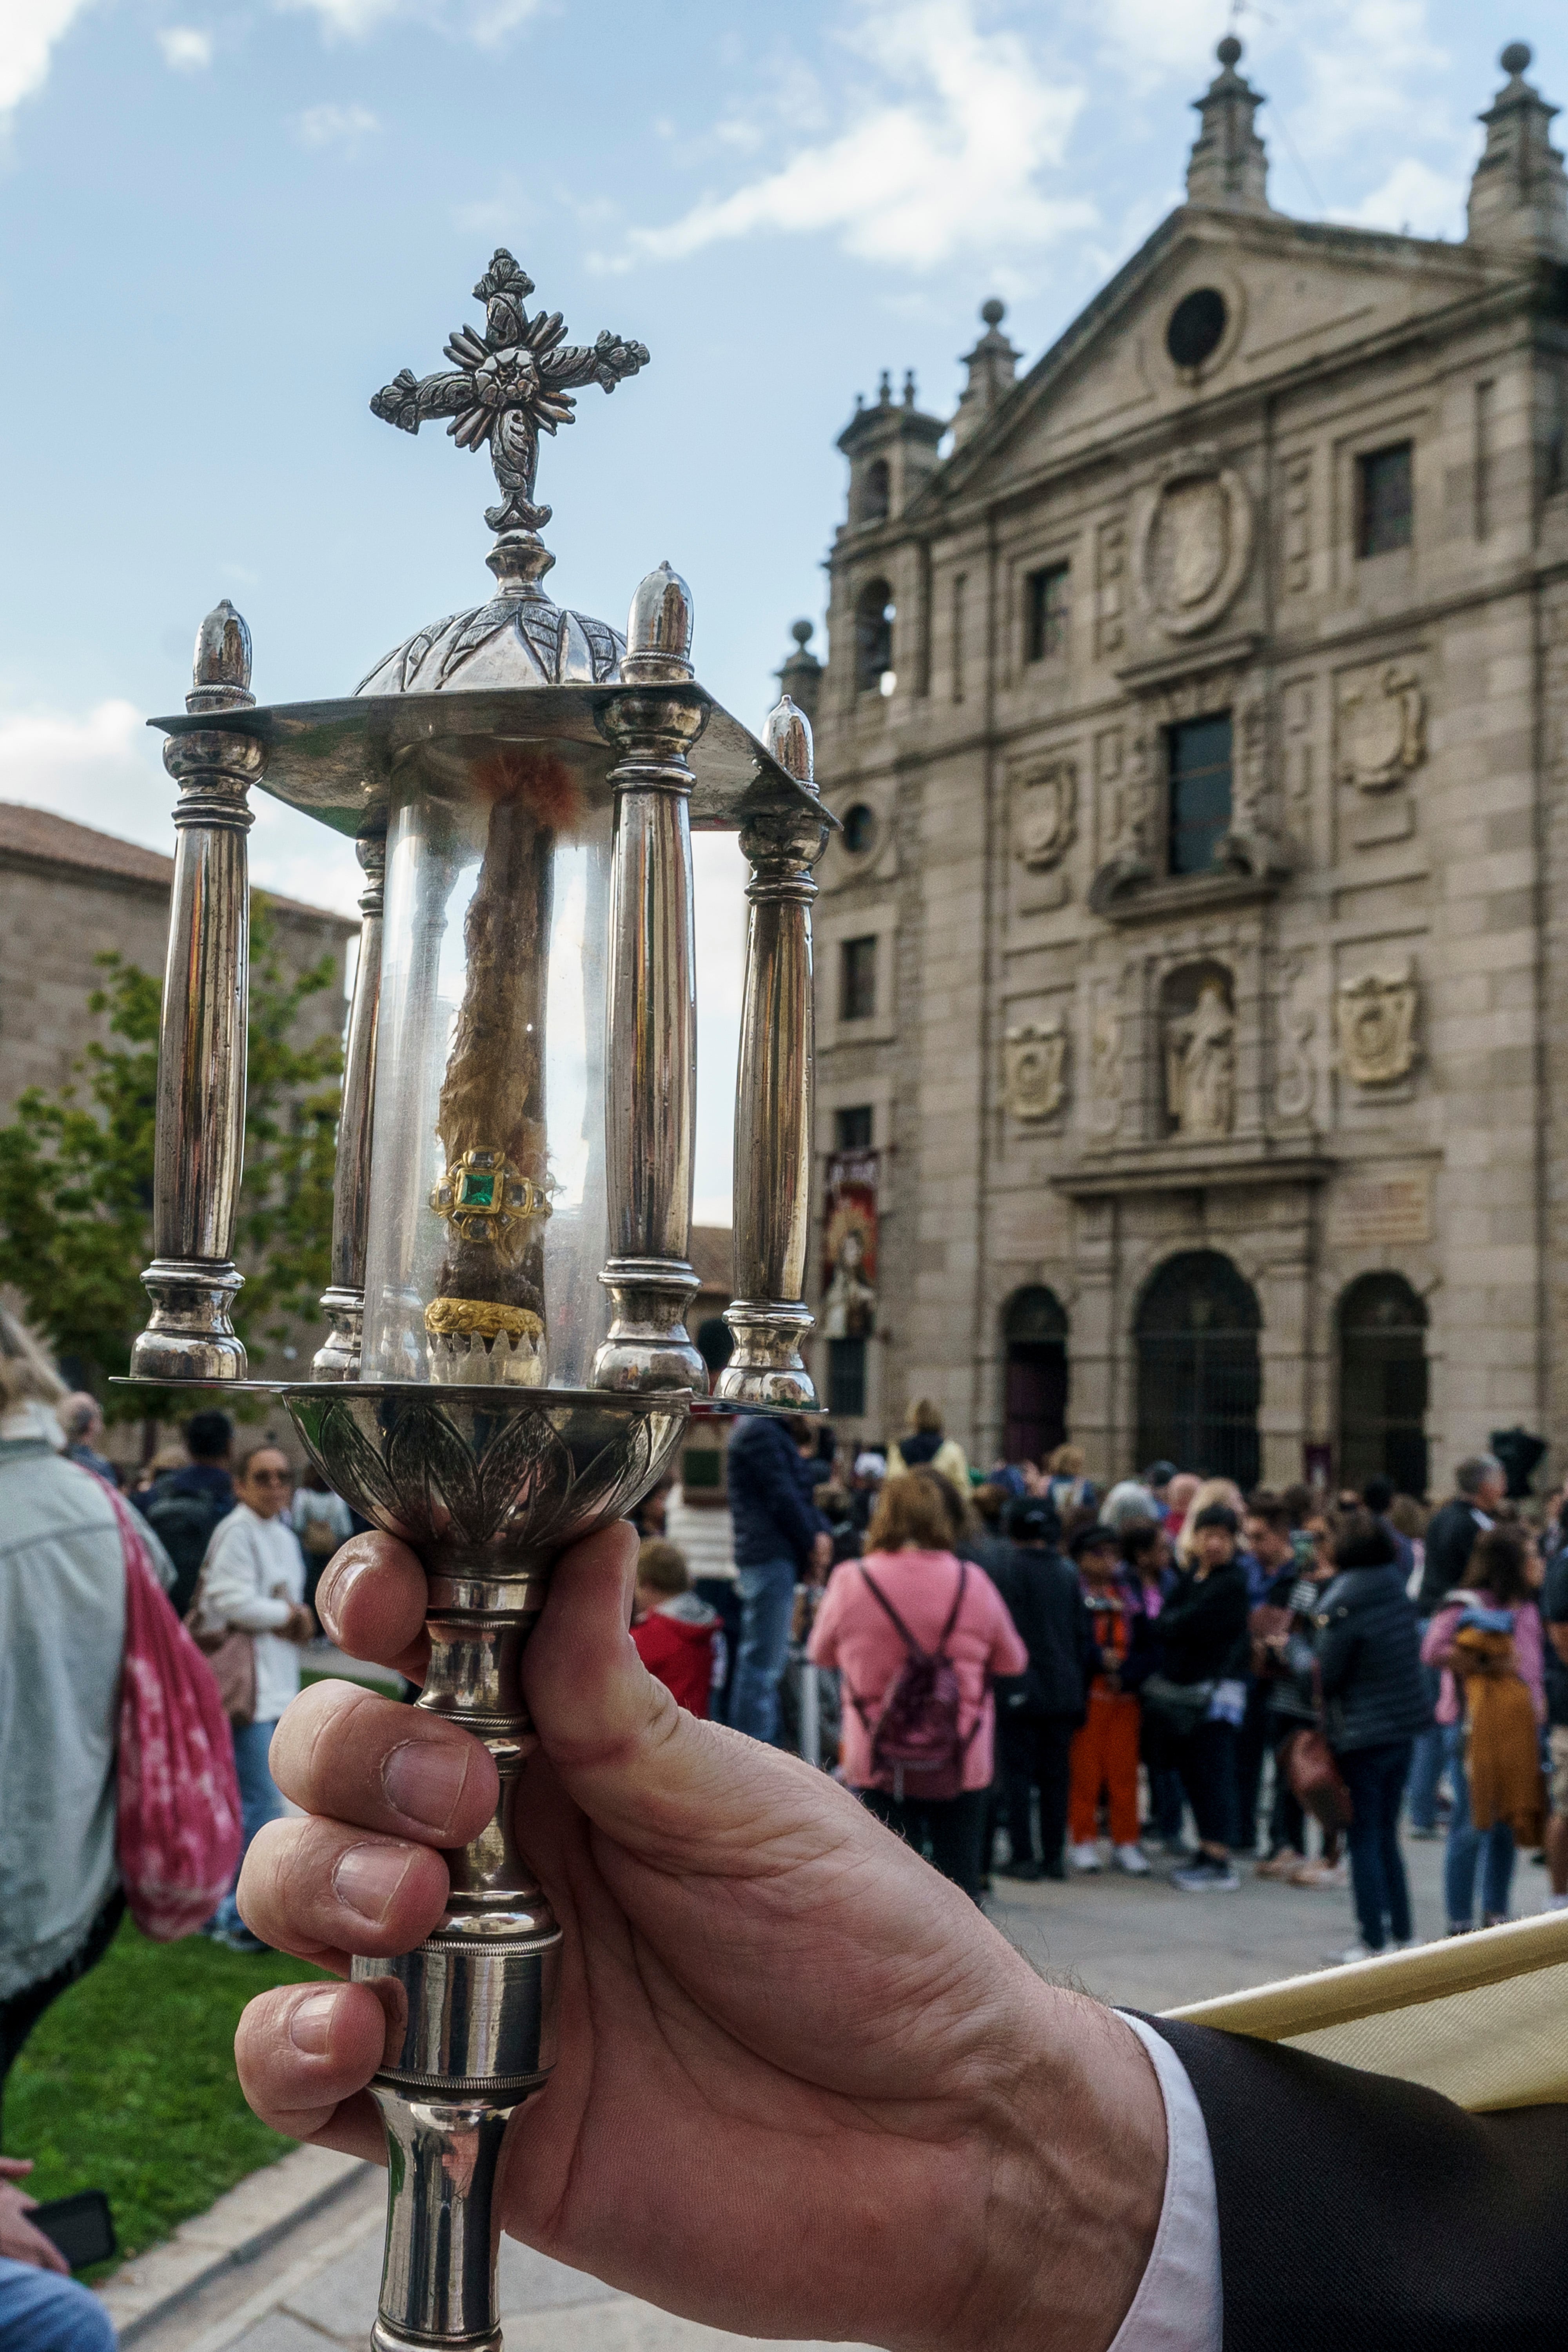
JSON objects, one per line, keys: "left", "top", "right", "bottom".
{"left": 1337, "top": 663, "right": 1425, "bottom": 791}
{"left": 1336, "top": 963, "right": 1419, "bottom": 1087}
{"left": 1282, "top": 451, "right": 1311, "bottom": 597}
{"left": 1012, "top": 757, "right": 1077, "bottom": 870}
{"left": 1088, "top": 976, "right": 1124, "bottom": 1136}
{"left": 1273, "top": 953, "right": 1316, "bottom": 1122}
{"left": 1165, "top": 974, "right": 1236, "bottom": 1138}
{"left": 1137, "top": 448, "right": 1255, "bottom": 639}
{"left": 1095, "top": 517, "right": 1127, "bottom": 659}
{"left": 1003, "top": 1018, "right": 1067, "bottom": 1121}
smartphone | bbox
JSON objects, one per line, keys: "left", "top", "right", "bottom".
{"left": 28, "top": 2190, "right": 117, "bottom": 2270}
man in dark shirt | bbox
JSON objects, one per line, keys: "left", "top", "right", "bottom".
{"left": 724, "top": 1412, "right": 830, "bottom": 1746}
{"left": 139, "top": 1408, "right": 236, "bottom": 1618}
{"left": 990, "top": 1498, "right": 1095, "bottom": 1882}
{"left": 1408, "top": 1452, "right": 1505, "bottom": 1836}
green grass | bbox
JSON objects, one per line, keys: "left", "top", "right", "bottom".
{"left": 5, "top": 1916, "right": 330, "bottom": 2274}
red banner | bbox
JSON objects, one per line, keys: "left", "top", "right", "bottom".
{"left": 821, "top": 1148, "right": 878, "bottom": 1339}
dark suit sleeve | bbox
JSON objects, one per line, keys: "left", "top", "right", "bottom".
{"left": 1141, "top": 2014, "right": 1568, "bottom": 2352}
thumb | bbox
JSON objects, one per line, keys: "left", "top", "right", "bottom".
{"left": 0, "top": 2159, "right": 33, "bottom": 2180}
{"left": 522, "top": 1520, "right": 853, "bottom": 1875}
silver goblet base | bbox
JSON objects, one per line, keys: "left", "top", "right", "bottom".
{"left": 280, "top": 1380, "right": 689, "bottom": 2352}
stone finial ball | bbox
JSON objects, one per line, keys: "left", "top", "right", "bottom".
{"left": 981, "top": 297, "right": 1006, "bottom": 327}
{"left": 1500, "top": 41, "right": 1532, "bottom": 74}
{"left": 791, "top": 619, "right": 814, "bottom": 648}
{"left": 1216, "top": 34, "right": 1242, "bottom": 66}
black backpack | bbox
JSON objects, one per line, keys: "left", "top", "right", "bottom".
{"left": 145, "top": 1483, "right": 227, "bottom": 1619}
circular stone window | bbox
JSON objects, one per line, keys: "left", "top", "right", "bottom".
{"left": 842, "top": 803, "right": 877, "bottom": 855}
{"left": 1166, "top": 287, "right": 1228, "bottom": 372}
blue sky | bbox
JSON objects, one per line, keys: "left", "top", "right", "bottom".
{"left": 0, "top": 0, "right": 1549, "bottom": 1216}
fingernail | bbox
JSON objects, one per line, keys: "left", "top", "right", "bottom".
{"left": 317, "top": 1557, "right": 365, "bottom": 1642}
{"left": 382, "top": 1738, "right": 470, "bottom": 1831}
{"left": 289, "top": 1990, "right": 340, "bottom": 2054}
{"left": 332, "top": 1842, "right": 414, "bottom": 1924}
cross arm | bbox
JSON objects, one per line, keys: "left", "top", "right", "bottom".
{"left": 371, "top": 366, "right": 476, "bottom": 435}
{"left": 539, "top": 330, "right": 650, "bottom": 398}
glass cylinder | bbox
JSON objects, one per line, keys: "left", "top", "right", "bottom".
{"left": 361, "top": 744, "right": 611, "bottom": 1389}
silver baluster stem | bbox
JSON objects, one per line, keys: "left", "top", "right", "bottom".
{"left": 130, "top": 603, "right": 262, "bottom": 1382}
{"left": 715, "top": 695, "right": 828, "bottom": 1406}
{"left": 592, "top": 563, "right": 708, "bottom": 1393}
{"left": 314, "top": 832, "right": 386, "bottom": 1378}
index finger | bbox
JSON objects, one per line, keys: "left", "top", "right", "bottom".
{"left": 317, "top": 1534, "right": 429, "bottom": 1681}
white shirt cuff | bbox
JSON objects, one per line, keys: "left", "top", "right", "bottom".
{"left": 1107, "top": 2015, "right": 1223, "bottom": 2352}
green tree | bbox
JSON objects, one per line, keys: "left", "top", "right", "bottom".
{"left": 0, "top": 900, "right": 344, "bottom": 1421}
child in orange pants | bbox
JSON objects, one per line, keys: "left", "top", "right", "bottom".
{"left": 1067, "top": 1524, "right": 1151, "bottom": 1873}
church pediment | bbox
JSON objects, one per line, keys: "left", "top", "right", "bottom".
{"left": 924, "top": 212, "right": 1519, "bottom": 513}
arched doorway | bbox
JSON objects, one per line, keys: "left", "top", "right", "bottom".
{"left": 1002, "top": 1287, "right": 1068, "bottom": 1465}
{"left": 1338, "top": 1274, "right": 1428, "bottom": 1497}
{"left": 1136, "top": 1251, "right": 1261, "bottom": 1486}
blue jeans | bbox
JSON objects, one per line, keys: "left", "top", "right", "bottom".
{"left": 1406, "top": 1625, "right": 1446, "bottom": 1829}
{"left": 0, "top": 2260, "right": 115, "bottom": 2352}
{"left": 729, "top": 1558, "right": 797, "bottom": 1745}
{"left": 214, "top": 1718, "right": 284, "bottom": 1934}
{"left": 1443, "top": 1723, "right": 1515, "bottom": 1927}
{"left": 1338, "top": 1739, "right": 1414, "bottom": 1951}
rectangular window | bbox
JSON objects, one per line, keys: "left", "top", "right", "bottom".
{"left": 1357, "top": 442, "right": 1413, "bottom": 557}
{"left": 1167, "top": 713, "right": 1233, "bottom": 877}
{"left": 1025, "top": 563, "right": 1069, "bottom": 663}
{"left": 840, "top": 936, "right": 878, "bottom": 1022}
{"left": 951, "top": 571, "right": 967, "bottom": 704}
{"left": 828, "top": 1337, "right": 867, "bottom": 1417}
{"left": 834, "top": 1104, "right": 874, "bottom": 1150}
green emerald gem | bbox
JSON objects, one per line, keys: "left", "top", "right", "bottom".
{"left": 459, "top": 1169, "right": 496, "bottom": 1209}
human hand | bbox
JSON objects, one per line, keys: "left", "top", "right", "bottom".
{"left": 281, "top": 1603, "right": 315, "bottom": 1645}
{"left": 0, "top": 2161, "right": 69, "bottom": 2273}
{"left": 234, "top": 1524, "right": 1165, "bottom": 2352}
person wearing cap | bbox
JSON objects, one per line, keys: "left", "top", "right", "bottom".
{"left": 989, "top": 1496, "right": 1096, "bottom": 1882}
{"left": 1065, "top": 1524, "right": 1151, "bottom": 1875}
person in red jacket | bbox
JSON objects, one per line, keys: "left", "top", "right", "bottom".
{"left": 631, "top": 1540, "right": 721, "bottom": 1719}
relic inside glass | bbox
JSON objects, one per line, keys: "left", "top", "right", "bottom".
{"left": 125, "top": 247, "right": 834, "bottom": 2352}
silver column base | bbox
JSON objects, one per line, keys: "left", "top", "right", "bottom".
{"left": 312, "top": 1286, "right": 364, "bottom": 1380}
{"left": 129, "top": 1259, "right": 247, "bottom": 1381}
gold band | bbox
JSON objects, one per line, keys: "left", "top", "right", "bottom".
{"left": 425, "top": 1298, "right": 545, "bottom": 1341}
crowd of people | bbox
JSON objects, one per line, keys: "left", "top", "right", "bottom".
{"left": 633, "top": 1406, "right": 1568, "bottom": 1965}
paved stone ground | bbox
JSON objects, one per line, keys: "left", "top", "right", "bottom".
{"left": 122, "top": 1819, "right": 1496, "bottom": 2352}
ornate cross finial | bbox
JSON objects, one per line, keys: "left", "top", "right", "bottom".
{"left": 370, "top": 250, "right": 650, "bottom": 540}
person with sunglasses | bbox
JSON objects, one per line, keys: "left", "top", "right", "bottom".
{"left": 197, "top": 1444, "right": 312, "bottom": 1953}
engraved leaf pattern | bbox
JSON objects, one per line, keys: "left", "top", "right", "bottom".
{"left": 309, "top": 1399, "right": 403, "bottom": 1528}
{"left": 386, "top": 1403, "right": 485, "bottom": 1541}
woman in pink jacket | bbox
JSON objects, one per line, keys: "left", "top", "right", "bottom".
{"left": 809, "top": 1473, "right": 1026, "bottom": 1899}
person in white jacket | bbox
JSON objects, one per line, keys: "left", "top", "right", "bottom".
{"left": 200, "top": 1444, "right": 311, "bottom": 1952}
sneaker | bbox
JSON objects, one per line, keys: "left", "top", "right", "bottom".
{"left": 1323, "top": 1942, "right": 1379, "bottom": 1966}
{"left": 1254, "top": 1850, "right": 1304, "bottom": 1879}
{"left": 996, "top": 1860, "right": 1042, "bottom": 1882}
{"left": 1040, "top": 1858, "right": 1068, "bottom": 1882}
{"left": 1069, "top": 1841, "right": 1102, "bottom": 1873}
{"left": 1113, "top": 1843, "right": 1151, "bottom": 1875}
{"left": 1288, "top": 1859, "right": 1347, "bottom": 1889}
{"left": 1406, "top": 1825, "right": 1442, "bottom": 1840}
{"left": 1172, "top": 1858, "right": 1241, "bottom": 1893}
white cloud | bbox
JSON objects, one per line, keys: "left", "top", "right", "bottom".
{"left": 1334, "top": 153, "right": 1466, "bottom": 239}
{"left": 293, "top": 99, "right": 379, "bottom": 150}
{"left": 277, "top": 0, "right": 539, "bottom": 41}
{"left": 0, "top": 699, "right": 361, "bottom": 917}
{"left": 158, "top": 25, "right": 214, "bottom": 70}
{"left": 624, "top": 0, "right": 1094, "bottom": 272}
{"left": 0, "top": 0, "right": 93, "bottom": 114}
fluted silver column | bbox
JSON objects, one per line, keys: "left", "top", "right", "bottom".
{"left": 130, "top": 603, "right": 262, "bottom": 1382}
{"left": 592, "top": 564, "right": 708, "bottom": 1393}
{"left": 715, "top": 695, "right": 829, "bottom": 1406}
{"left": 314, "top": 831, "right": 386, "bottom": 1378}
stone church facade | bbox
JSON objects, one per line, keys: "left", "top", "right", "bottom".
{"left": 800, "top": 39, "right": 1568, "bottom": 1494}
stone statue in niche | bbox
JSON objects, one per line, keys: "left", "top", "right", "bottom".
{"left": 1166, "top": 977, "right": 1236, "bottom": 1138}
{"left": 1013, "top": 759, "right": 1077, "bottom": 871}
{"left": 1337, "top": 664, "right": 1424, "bottom": 791}
{"left": 1088, "top": 981, "right": 1123, "bottom": 1135}
{"left": 1336, "top": 963, "right": 1418, "bottom": 1086}
{"left": 1004, "top": 1018, "right": 1067, "bottom": 1120}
